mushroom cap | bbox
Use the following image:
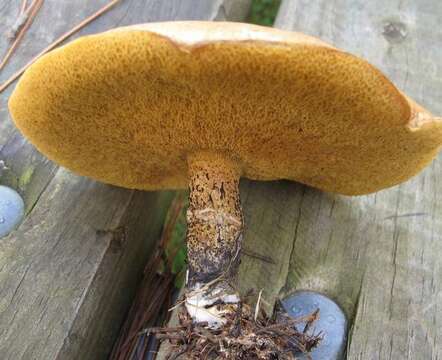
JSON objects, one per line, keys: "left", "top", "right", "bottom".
{"left": 9, "top": 21, "right": 442, "bottom": 195}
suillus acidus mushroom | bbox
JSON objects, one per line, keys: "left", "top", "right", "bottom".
{"left": 8, "top": 21, "right": 442, "bottom": 332}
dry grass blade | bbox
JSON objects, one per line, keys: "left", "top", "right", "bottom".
{"left": 1, "top": 0, "right": 43, "bottom": 70}
{"left": 0, "top": 0, "right": 122, "bottom": 94}
{"left": 254, "top": 289, "right": 263, "bottom": 321}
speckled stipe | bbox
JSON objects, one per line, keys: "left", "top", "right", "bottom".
{"left": 186, "top": 152, "right": 243, "bottom": 284}
{"left": 9, "top": 21, "right": 442, "bottom": 195}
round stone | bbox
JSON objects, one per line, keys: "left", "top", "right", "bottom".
{"left": 0, "top": 185, "right": 25, "bottom": 238}
{"left": 281, "top": 290, "right": 347, "bottom": 360}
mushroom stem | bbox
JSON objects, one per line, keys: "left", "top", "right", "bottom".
{"left": 185, "top": 152, "right": 243, "bottom": 327}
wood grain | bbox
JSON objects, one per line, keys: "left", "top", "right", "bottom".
{"left": 238, "top": 1, "right": 441, "bottom": 358}
{"left": 0, "top": 1, "right": 251, "bottom": 359}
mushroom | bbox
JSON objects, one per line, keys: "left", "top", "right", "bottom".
{"left": 8, "top": 21, "right": 442, "bottom": 329}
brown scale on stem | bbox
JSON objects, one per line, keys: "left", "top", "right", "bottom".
{"left": 186, "top": 152, "right": 243, "bottom": 286}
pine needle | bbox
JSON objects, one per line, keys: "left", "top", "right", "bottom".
{"left": 20, "top": 0, "right": 28, "bottom": 15}
{"left": 0, "top": 0, "right": 122, "bottom": 94}
{"left": 0, "top": 0, "right": 43, "bottom": 70}
{"left": 7, "top": 0, "right": 38, "bottom": 40}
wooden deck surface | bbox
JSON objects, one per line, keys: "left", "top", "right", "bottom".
{"left": 0, "top": 1, "right": 251, "bottom": 359}
{"left": 1, "top": 0, "right": 441, "bottom": 359}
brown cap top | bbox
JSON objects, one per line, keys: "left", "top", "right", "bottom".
{"left": 9, "top": 21, "right": 442, "bottom": 195}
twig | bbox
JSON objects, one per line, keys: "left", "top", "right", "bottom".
{"left": 0, "top": 0, "right": 122, "bottom": 94}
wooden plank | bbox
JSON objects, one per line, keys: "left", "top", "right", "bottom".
{"left": 0, "top": 170, "right": 174, "bottom": 359}
{"left": 239, "top": 1, "right": 442, "bottom": 359}
{"left": 0, "top": 1, "right": 252, "bottom": 359}
{"left": 238, "top": 180, "right": 305, "bottom": 314}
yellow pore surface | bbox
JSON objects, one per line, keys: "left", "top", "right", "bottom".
{"left": 9, "top": 22, "right": 442, "bottom": 195}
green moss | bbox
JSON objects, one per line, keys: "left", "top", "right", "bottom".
{"left": 18, "top": 166, "right": 35, "bottom": 190}
{"left": 248, "top": 0, "right": 281, "bottom": 26}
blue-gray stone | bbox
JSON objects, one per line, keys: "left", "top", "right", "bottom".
{"left": 0, "top": 185, "right": 25, "bottom": 238}
{"left": 281, "top": 290, "right": 347, "bottom": 360}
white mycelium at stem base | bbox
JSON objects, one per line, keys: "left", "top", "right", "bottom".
{"left": 184, "top": 152, "right": 244, "bottom": 327}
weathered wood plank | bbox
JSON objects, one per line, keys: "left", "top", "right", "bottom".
{"left": 0, "top": 169, "right": 174, "bottom": 359}
{"left": 237, "top": 180, "right": 305, "bottom": 314}
{"left": 0, "top": 1, "right": 251, "bottom": 359}
{"left": 235, "top": 1, "right": 442, "bottom": 359}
